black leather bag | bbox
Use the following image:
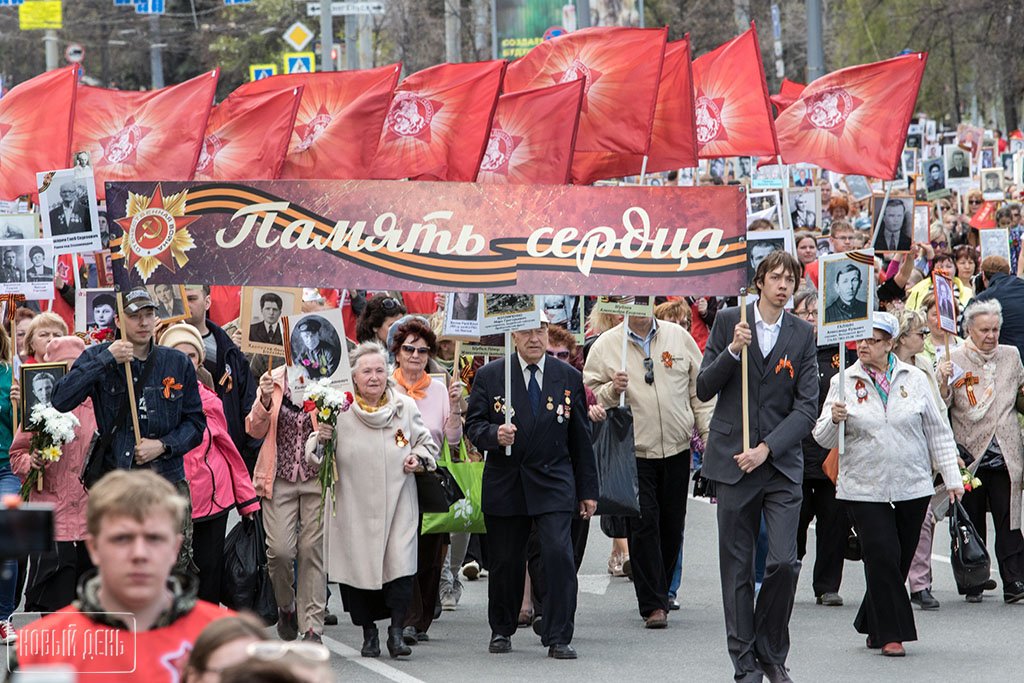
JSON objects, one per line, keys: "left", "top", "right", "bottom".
{"left": 221, "top": 511, "right": 278, "bottom": 625}
{"left": 416, "top": 466, "right": 465, "bottom": 513}
{"left": 949, "top": 499, "right": 991, "bottom": 590}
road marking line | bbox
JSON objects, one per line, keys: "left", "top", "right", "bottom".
{"left": 322, "top": 635, "right": 428, "bottom": 683}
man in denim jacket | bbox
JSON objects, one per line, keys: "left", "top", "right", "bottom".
{"left": 52, "top": 287, "right": 206, "bottom": 572}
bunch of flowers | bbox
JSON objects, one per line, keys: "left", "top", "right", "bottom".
{"left": 961, "top": 467, "right": 982, "bottom": 493}
{"left": 302, "top": 379, "right": 354, "bottom": 518}
{"left": 20, "top": 404, "right": 81, "bottom": 500}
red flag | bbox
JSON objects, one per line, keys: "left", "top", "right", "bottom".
{"left": 195, "top": 87, "right": 303, "bottom": 181}
{"left": 504, "top": 26, "right": 667, "bottom": 184}
{"left": 73, "top": 71, "right": 218, "bottom": 197}
{"left": 775, "top": 53, "right": 928, "bottom": 180}
{"left": 371, "top": 61, "right": 506, "bottom": 182}
{"left": 569, "top": 37, "right": 697, "bottom": 181}
{"left": 476, "top": 79, "right": 584, "bottom": 185}
{"left": 234, "top": 65, "right": 402, "bottom": 179}
{"left": 0, "top": 66, "right": 78, "bottom": 200}
{"left": 770, "top": 78, "right": 806, "bottom": 113}
{"left": 970, "top": 203, "right": 997, "bottom": 229}
{"left": 692, "top": 25, "right": 778, "bottom": 158}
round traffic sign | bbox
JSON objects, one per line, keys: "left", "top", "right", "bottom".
{"left": 65, "top": 43, "right": 85, "bottom": 64}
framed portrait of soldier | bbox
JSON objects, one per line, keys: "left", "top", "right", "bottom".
{"left": 145, "top": 284, "right": 188, "bottom": 325}
{"left": 0, "top": 238, "right": 55, "bottom": 300}
{"left": 480, "top": 294, "right": 541, "bottom": 335}
{"left": 944, "top": 145, "right": 972, "bottom": 185}
{"left": 1001, "top": 152, "right": 1015, "bottom": 179}
{"left": 283, "top": 307, "right": 352, "bottom": 400}
{"left": 240, "top": 286, "right": 303, "bottom": 356}
{"left": 913, "top": 203, "right": 931, "bottom": 246}
{"left": 980, "top": 169, "right": 1005, "bottom": 201}
{"left": 979, "top": 228, "right": 1011, "bottom": 264}
{"left": 37, "top": 167, "right": 102, "bottom": 255}
{"left": 843, "top": 175, "right": 872, "bottom": 202}
{"left": 901, "top": 148, "right": 918, "bottom": 178}
{"left": 817, "top": 250, "right": 875, "bottom": 345}
{"left": 20, "top": 362, "right": 67, "bottom": 430}
{"left": 980, "top": 146, "right": 996, "bottom": 169}
{"left": 746, "top": 230, "right": 793, "bottom": 286}
{"left": 785, "top": 187, "right": 821, "bottom": 231}
{"left": 870, "top": 195, "right": 914, "bottom": 253}
{"left": 747, "top": 191, "right": 782, "bottom": 229}
{"left": 75, "top": 288, "right": 118, "bottom": 346}
{"left": 922, "top": 157, "right": 948, "bottom": 198}
{"left": 442, "top": 292, "right": 481, "bottom": 340}
{"left": 933, "top": 272, "right": 957, "bottom": 335}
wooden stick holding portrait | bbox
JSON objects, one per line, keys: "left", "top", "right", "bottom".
{"left": 115, "top": 293, "right": 142, "bottom": 444}
{"left": 739, "top": 289, "right": 750, "bottom": 450}
{"left": 504, "top": 331, "right": 512, "bottom": 456}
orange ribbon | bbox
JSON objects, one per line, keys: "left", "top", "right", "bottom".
{"left": 954, "top": 372, "right": 979, "bottom": 406}
{"left": 661, "top": 351, "right": 674, "bottom": 368}
{"left": 162, "top": 376, "right": 183, "bottom": 399}
{"left": 774, "top": 357, "right": 794, "bottom": 378}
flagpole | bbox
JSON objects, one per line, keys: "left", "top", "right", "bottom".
{"left": 837, "top": 344, "right": 845, "bottom": 456}
{"left": 504, "top": 332, "right": 512, "bottom": 456}
{"left": 619, "top": 314, "right": 629, "bottom": 409}
{"left": 638, "top": 156, "right": 649, "bottom": 186}
{"left": 739, "top": 290, "right": 750, "bottom": 451}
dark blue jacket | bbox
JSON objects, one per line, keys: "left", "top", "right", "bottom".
{"left": 51, "top": 342, "right": 206, "bottom": 483}
{"left": 975, "top": 272, "right": 1024, "bottom": 363}
{"left": 202, "top": 320, "right": 261, "bottom": 472}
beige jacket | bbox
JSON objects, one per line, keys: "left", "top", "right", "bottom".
{"left": 306, "top": 387, "right": 437, "bottom": 590}
{"left": 584, "top": 320, "right": 714, "bottom": 458}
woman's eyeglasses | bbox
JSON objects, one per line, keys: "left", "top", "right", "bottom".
{"left": 546, "top": 350, "right": 570, "bottom": 360}
{"left": 642, "top": 357, "right": 655, "bottom": 385}
{"left": 382, "top": 297, "right": 401, "bottom": 311}
{"left": 402, "top": 344, "right": 430, "bottom": 355}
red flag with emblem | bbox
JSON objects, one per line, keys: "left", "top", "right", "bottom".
{"left": 72, "top": 71, "right": 218, "bottom": 198}
{"left": 770, "top": 78, "right": 806, "bottom": 113}
{"left": 775, "top": 53, "right": 928, "bottom": 180}
{"left": 476, "top": 79, "right": 584, "bottom": 185}
{"left": 504, "top": 26, "right": 667, "bottom": 185}
{"left": 370, "top": 61, "right": 506, "bottom": 181}
{"left": 233, "top": 64, "right": 402, "bottom": 179}
{"left": 692, "top": 24, "right": 778, "bottom": 159}
{"left": 194, "top": 87, "right": 303, "bottom": 181}
{"left": 0, "top": 66, "right": 78, "bottom": 200}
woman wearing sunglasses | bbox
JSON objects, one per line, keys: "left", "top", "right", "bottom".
{"left": 388, "top": 318, "right": 464, "bottom": 647}
{"left": 355, "top": 294, "right": 408, "bottom": 344}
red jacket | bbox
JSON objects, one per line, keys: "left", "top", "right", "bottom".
{"left": 185, "top": 384, "right": 260, "bottom": 520}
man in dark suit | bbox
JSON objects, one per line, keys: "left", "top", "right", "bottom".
{"left": 48, "top": 182, "right": 91, "bottom": 236}
{"left": 249, "top": 292, "right": 284, "bottom": 344}
{"left": 697, "top": 250, "right": 819, "bottom": 683}
{"left": 873, "top": 199, "right": 912, "bottom": 252}
{"left": 926, "top": 161, "right": 945, "bottom": 192}
{"left": 465, "top": 315, "right": 598, "bottom": 660}
{"left": 947, "top": 149, "right": 969, "bottom": 178}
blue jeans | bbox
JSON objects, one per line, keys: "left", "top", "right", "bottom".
{"left": 0, "top": 464, "right": 21, "bottom": 620}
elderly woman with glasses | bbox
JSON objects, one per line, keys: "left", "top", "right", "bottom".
{"left": 387, "top": 318, "right": 463, "bottom": 646}
{"left": 946, "top": 299, "right": 1024, "bottom": 605}
{"left": 814, "top": 312, "right": 963, "bottom": 657}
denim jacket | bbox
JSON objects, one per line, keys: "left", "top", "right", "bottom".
{"left": 51, "top": 342, "right": 206, "bottom": 483}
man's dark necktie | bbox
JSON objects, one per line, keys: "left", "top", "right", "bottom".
{"left": 527, "top": 364, "right": 541, "bottom": 414}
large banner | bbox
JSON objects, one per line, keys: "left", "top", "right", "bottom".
{"left": 107, "top": 180, "right": 746, "bottom": 296}
{"left": 496, "top": 0, "right": 571, "bottom": 60}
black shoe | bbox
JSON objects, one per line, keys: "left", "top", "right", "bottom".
{"left": 323, "top": 608, "right": 338, "bottom": 626}
{"left": 548, "top": 643, "right": 578, "bottom": 659}
{"left": 488, "top": 633, "right": 512, "bottom": 654}
{"left": 401, "top": 625, "right": 419, "bottom": 646}
{"left": 668, "top": 596, "right": 681, "bottom": 611}
{"left": 816, "top": 592, "right": 844, "bottom": 606}
{"left": 910, "top": 588, "right": 940, "bottom": 610}
{"left": 276, "top": 607, "right": 298, "bottom": 641}
{"left": 758, "top": 662, "right": 794, "bottom": 683}
{"left": 966, "top": 593, "right": 983, "bottom": 603}
{"left": 983, "top": 579, "right": 998, "bottom": 591}
{"left": 387, "top": 626, "right": 412, "bottom": 658}
{"left": 416, "top": 631, "right": 430, "bottom": 642}
{"left": 532, "top": 616, "right": 544, "bottom": 637}
{"left": 1003, "top": 580, "right": 1024, "bottom": 603}
{"left": 361, "top": 626, "right": 380, "bottom": 658}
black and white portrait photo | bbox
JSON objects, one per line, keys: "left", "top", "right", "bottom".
{"left": 913, "top": 204, "right": 931, "bottom": 245}
{"left": 747, "top": 235, "right": 786, "bottom": 285}
{"left": 0, "top": 238, "right": 55, "bottom": 300}
{"left": 981, "top": 169, "right": 1005, "bottom": 201}
{"left": 451, "top": 293, "right": 479, "bottom": 321}
{"left": 147, "top": 284, "right": 188, "bottom": 324}
{"left": 787, "top": 188, "right": 820, "bottom": 231}
{"left": 24, "top": 245, "right": 54, "bottom": 283}
{"left": 871, "top": 196, "right": 914, "bottom": 253}
{"left": 540, "top": 295, "right": 580, "bottom": 332}
{"left": 980, "top": 147, "right": 995, "bottom": 169}
{"left": 37, "top": 167, "right": 103, "bottom": 256}
{"left": 747, "top": 191, "right": 782, "bottom": 229}
{"left": 75, "top": 289, "right": 117, "bottom": 345}
{"left": 284, "top": 309, "right": 351, "bottom": 397}
{"left": 843, "top": 175, "right": 872, "bottom": 201}
{"left": 239, "top": 286, "right": 302, "bottom": 356}
{"left": 822, "top": 260, "right": 869, "bottom": 324}
{"left": 0, "top": 245, "right": 25, "bottom": 284}
{"left": 484, "top": 294, "right": 535, "bottom": 318}
{"left": 979, "top": 228, "right": 1011, "bottom": 263}
{"left": 20, "top": 362, "right": 67, "bottom": 430}
{"left": 923, "top": 157, "right": 946, "bottom": 194}
{"left": 944, "top": 146, "right": 971, "bottom": 181}
{"left": 933, "top": 273, "right": 957, "bottom": 334}
{"left": 0, "top": 214, "right": 36, "bottom": 241}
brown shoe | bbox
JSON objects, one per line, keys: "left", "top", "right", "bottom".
{"left": 644, "top": 609, "right": 668, "bottom": 629}
{"left": 881, "top": 642, "right": 905, "bottom": 657}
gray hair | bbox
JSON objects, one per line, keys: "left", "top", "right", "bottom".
{"left": 963, "top": 299, "right": 1002, "bottom": 331}
{"left": 792, "top": 289, "right": 818, "bottom": 313}
{"left": 894, "top": 308, "right": 926, "bottom": 346}
{"left": 349, "top": 341, "right": 389, "bottom": 370}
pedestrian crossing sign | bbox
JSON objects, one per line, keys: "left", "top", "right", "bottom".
{"left": 249, "top": 64, "right": 277, "bottom": 81}
{"left": 283, "top": 52, "right": 316, "bottom": 75}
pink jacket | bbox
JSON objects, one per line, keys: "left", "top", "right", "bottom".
{"left": 186, "top": 384, "right": 260, "bottom": 520}
{"left": 10, "top": 399, "right": 97, "bottom": 542}
{"left": 247, "top": 366, "right": 318, "bottom": 500}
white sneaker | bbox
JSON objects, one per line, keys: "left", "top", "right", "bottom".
{"left": 462, "top": 561, "right": 480, "bottom": 581}
{"left": 0, "top": 619, "right": 17, "bottom": 644}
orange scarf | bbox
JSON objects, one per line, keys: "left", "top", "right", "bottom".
{"left": 393, "top": 367, "right": 431, "bottom": 400}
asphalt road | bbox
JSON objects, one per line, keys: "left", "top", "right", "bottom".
{"left": 319, "top": 495, "right": 1022, "bottom": 683}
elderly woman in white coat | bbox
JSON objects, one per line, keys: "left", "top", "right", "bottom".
{"left": 814, "top": 312, "right": 963, "bottom": 658}
{"left": 308, "top": 342, "right": 437, "bottom": 660}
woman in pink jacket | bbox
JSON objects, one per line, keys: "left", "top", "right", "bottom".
{"left": 10, "top": 336, "right": 97, "bottom": 613}
{"left": 159, "top": 323, "right": 260, "bottom": 605}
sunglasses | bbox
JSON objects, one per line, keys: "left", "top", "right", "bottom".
{"left": 401, "top": 344, "right": 430, "bottom": 356}
{"left": 546, "top": 350, "right": 570, "bottom": 360}
{"left": 381, "top": 297, "right": 401, "bottom": 311}
{"left": 969, "top": 199, "right": 983, "bottom": 205}
{"left": 643, "top": 357, "right": 655, "bottom": 385}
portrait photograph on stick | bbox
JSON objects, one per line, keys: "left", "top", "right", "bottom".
{"left": 75, "top": 288, "right": 118, "bottom": 346}
{"left": 442, "top": 292, "right": 481, "bottom": 340}
{"left": 817, "top": 249, "right": 875, "bottom": 345}
{"left": 0, "top": 238, "right": 55, "bottom": 300}
{"left": 980, "top": 168, "right": 1005, "bottom": 201}
{"left": 979, "top": 228, "right": 1011, "bottom": 263}
{"left": 19, "top": 362, "right": 67, "bottom": 430}
{"left": 36, "top": 167, "right": 102, "bottom": 255}
{"left": 283, "top": 307, "right": 352, "bottom": 400}
{"left": 747, "top": 191, "right": 783, "bottom": 229}
{"left": 746, "top": 230, "right": 794, "bottom": 286}
{"left": 913, "top": 203, "right": 931, "bottom": 245}
{"left": 922, "top": 156, "right": 947, "bottom": 197}
{"left": 0, "top": 213, "right": 37, "bottom": 240}
{"left": 239, "top": 285, "right": 303, "bottom": 356}
{"left": 870, "top": 195, "right": 914, "bottom": 253}
{"left": 480, "top": 294, "right": 540, "bottom": 335}
{"left": 943, "top": 145, "right": 971, "bottom": 185}
{"left": 146, "top": 283, "right": 189, "bottom": 324}
{"left": 932, "top": 272, "right": 957, "bottom": 335}
{"left": 785, "top": 187, "right": 821, "bottom": 231}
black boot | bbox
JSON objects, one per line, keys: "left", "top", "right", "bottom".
{"left": 360, "top": 625, "right": 380, "bottom": 658}
{"left": 387, "top": 626, "right": 412, "bottom": 658}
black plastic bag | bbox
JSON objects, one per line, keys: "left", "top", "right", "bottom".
{"left": 592, "top": 405, "right": 640, "bottom": 517}
{"left": 222, "top": 511, "right": 278, "bottom": 625}
{"left": 949, "top": 499, "right": 991, "bottom": 590}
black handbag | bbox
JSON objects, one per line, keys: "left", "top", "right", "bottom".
{"left": 949, "top": 499, "right": 991, "bottom": 590}
{"left": 221, "top": 510, "right": 278, "bottom": 626}
{"left": 416, "top": 466, "right": 465, "bottom": 514}
{"left": 592, "top": 406, "right": 640, "bottom": 517}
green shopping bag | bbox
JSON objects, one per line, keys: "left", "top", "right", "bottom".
{"left": 421, "top": 437, "right": 486, "bottom": 534}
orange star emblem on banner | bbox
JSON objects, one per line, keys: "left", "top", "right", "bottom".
{"left": 115, "top": 184, "right": 198, "bottom": 282}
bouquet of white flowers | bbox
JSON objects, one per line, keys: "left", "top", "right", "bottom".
{"left": 302, "top": 379, "right": 354, "bottom": 519}
{"left": 20, "top": 403, "right": 81, "bottom": 500}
